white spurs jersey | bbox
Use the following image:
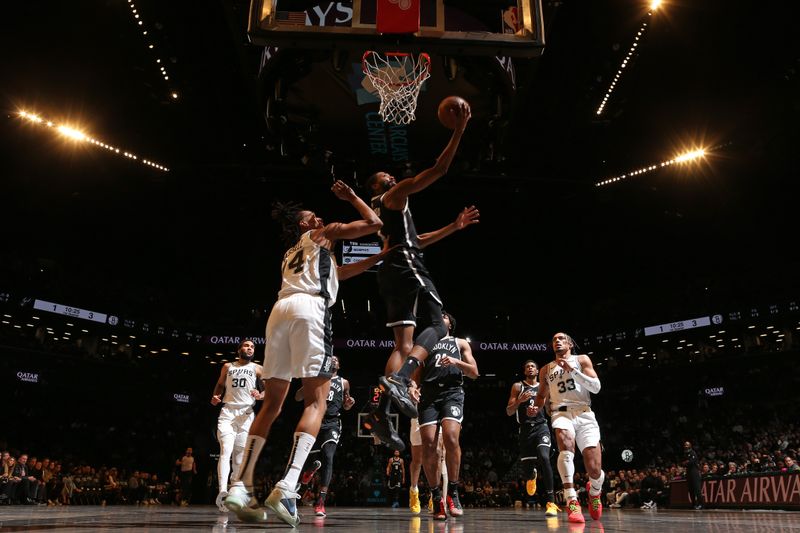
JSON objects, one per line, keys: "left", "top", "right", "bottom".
{"left": 223, "top": 362, "right": 259, "bottom": 407}
{"left": 277, "top": 230, "right": 339, "bottom": 307}
{"left": 544, "top": 355, "right": 592, "bottom": 410}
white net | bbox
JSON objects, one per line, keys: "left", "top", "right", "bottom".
{"left": 362, "top": 51, "right": 431, "bottom": 125}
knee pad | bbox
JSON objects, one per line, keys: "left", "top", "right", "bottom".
{"left": 557, "top": 450, "right": 575, "bottom": 483}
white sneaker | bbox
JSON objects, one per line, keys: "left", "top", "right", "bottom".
{"left": 216, "top": 491, "right": 229, "bottom": 513}
{"left": 224, "top": 484, "right": 268, "bottom": 523}
{"left": 265, "top": 481, "right": 301, "bottom": 527}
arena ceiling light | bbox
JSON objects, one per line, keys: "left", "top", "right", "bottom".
{"left": 125, "top": 0, "right": 178, "bottom": 99}
{"left": 17, "top": 110, "right": 170, "bottom": 171}
{"left": 595, "top": 148, "right": 706, "bottom": 187}
{"left": 596, "top": 1, "right": 663, "bottom": 116}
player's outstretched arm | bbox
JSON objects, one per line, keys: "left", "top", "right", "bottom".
{"left": 320, "top": 180, "right": 382, "bottom": 242}
{"left": 418, "top": 205, "right": 479, "bottom": 249}
{"left": 382, "top": 102, "right": 471, "bottom": 209}
{"left": 337, "top": 244, "right": 397, "bottom": 281}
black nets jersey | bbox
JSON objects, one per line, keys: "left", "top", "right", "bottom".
{"left": 324, "top": 375, "right": 344, "bottom": 419}
{"left": 516, "top": 381, "right": 547, "bottom": 426}
{"left": 389, "top": 457, "right": 403, "bottom": 480}
{"left": 371, "top": 193, "right": 420, "bottom": 249}
{"left": 421, "top": 336, "right": 464, "bottom": 392}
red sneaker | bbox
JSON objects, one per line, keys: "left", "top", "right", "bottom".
{"left": 433, "top": 496, "right": 447, "bottom": 520}
{"left": 300, "top": 460, "right": 322, "bottom": 485}
{"left": 567, "top": 499, "right": 585, "bottom": 523}
{"left": 314, "top": 502, "right": 326, "bottom": 517}
{"left": 587, "top": 482, "right": 603, "bottom": 520}
{"left": 447, "top": 493, "right": 463, "bottom": 517}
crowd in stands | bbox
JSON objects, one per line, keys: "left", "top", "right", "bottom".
{"left": 2, "top": 303, "right": 799, "bottom": 509}
{"left": 0, "top": 447, "right": 177, "bottom": 506}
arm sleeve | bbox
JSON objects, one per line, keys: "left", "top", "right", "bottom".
{"left": 570, "top": 368, "right": 601, "bottom": 394}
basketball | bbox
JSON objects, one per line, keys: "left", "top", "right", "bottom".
{"left": 437, "top": 95, "right": 469, "bottom": 129}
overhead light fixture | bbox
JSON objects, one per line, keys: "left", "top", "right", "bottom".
{"left": 17, "top": 110, "right": 170, "bottom": 171}
{"left": 595, "top": 147, "right": 706, "bottom": 187}
{"left": 126, "top": 0, "right": 178, "bottom": 99}
{"left": 596, "top": 2, "right": 663, "bottom": 116}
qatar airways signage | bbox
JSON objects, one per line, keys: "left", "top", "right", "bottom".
{"left": 671, "top": 473, "right": 800, "bottom": 509}
{"left": 204, "top": 335, "right": 547, "bottom": 352}
{"left": 206, "top": 336, "right": 266, "bottom": 345}
{"left": 16, "top": 371, "right": 39, "bottom": 383}
{"left": 173, "top": 393, "right": 191, "bottom": 404}
{"left": 336, "top": 339, "right": 549, "bottom": 352}
{"left": 477, "top": 342, "right": 548, "bottom": 352}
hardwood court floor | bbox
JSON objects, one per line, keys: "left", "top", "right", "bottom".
{"left": 1, "top": 505, "right": 799, "bottom": 532}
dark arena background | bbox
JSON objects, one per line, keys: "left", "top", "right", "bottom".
{"left": 2, "top": 0, "right": 800, "bottom": 531}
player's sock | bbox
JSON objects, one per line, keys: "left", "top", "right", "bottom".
{"left": 396, "top": 357, "right": 421, "bottom": 380}
{"left": 589, "top": 471, "right": 605, "bottom": 495}
{"left": 234, "top": 435, "right": 265, "bottom": 488}
{"left": 281, "top": 432, "right": 315, "bottom": 490}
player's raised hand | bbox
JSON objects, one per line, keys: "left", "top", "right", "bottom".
{"left": 454, "top": 206, "right": 479, "bottom": 230}
{"left": 332, "top": 180, "right": 356, "bottom": 201}
{"left": 453, "top": 100, "right": 471, "bottom": 132}
{"left": 344, "top": 395, "right": 355, "bottom": 410}
{"left": 556, "top": 358, "right": 576, "bottom": 373}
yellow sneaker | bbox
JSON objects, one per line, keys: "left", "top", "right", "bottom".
{"left": 545, "top": 501, "right": 560, "bottom": 517}
{"left": 526, "top": 468, "right": 538, "bottom": 496}
{"left": 428, "top": 496, "right": 433, "bottom": 512}
{"left": 409, "top": 487, "right": 421, "bottom": 514}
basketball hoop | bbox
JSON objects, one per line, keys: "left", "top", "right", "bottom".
{"left": 362, "top": 51, "right": 431, "bottom": 125}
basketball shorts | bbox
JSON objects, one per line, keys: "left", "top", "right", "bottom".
{"left": 551, "top": 408, "right": 601, "bottom": 452}
{"left": 217, "top": 405, "right": 255, "bottom": 447}
{"left": 263, "top": 292, "right": 334, "bottom": 381}
{"left": 518, "top": 423, "right": 552, "bottom": 461}
{"left": 418, "top": 387, "right": 464, "bottom": 427}
{"left": 377, "top": 248, "right": 443, "bottom": 328}
{"left": 312, "top": 418, "right": 342, "bottom": 452}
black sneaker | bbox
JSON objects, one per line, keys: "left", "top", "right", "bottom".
{"left": 363, "top": 410, "right": 405, "bottom": 451}
{"left": 379, "top": 374, "right": 418, "bottom": 418}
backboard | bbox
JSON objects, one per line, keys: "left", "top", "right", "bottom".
{"left": 248, "top": 0, "right": 545, "bottom": 58}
